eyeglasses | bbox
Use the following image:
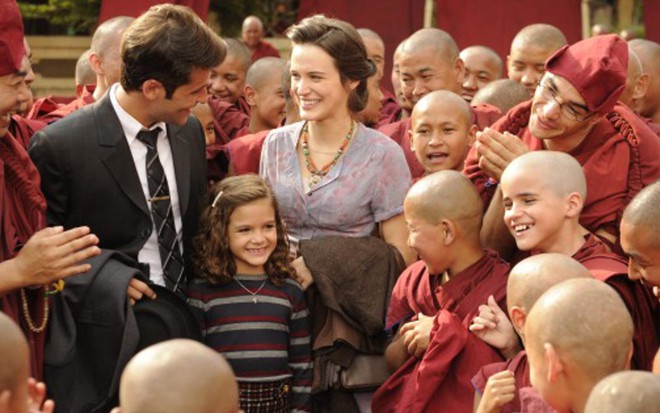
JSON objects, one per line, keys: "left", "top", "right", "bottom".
{"left": 536, "top": 79, "right": 591, "bottom": 122}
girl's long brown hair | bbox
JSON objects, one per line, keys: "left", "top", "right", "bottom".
{"left": 192, "top": 175, "right": 294, "bottom": 286}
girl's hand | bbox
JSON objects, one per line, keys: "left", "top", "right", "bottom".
{"left": 291, "top": 256, "right": 314, "bottom": 290}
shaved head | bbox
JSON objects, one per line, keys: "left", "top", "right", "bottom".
{"left": 246, "top": 57, "right": 285, "bottom": 90}
{"left": 402, "top": 28, "right": 459, "bottom": 61}
{"left": 584, "top": 371, "right": 660, "bottom": 413}
{"left": 242, "top": 15, "right": 263, "bottom": 31}
{"left": 224, "top": 38, "right": 252, "bottom": 71}
{"left": 413, "top": 90, "right": 471, "bottom": 126}
{"left": 119, "top": 339, "right": 239, "bottom": 413}
{"left": 405, "top": 170, "right": 483, "bottom": 235}
{"left": 622, "top": 180, "right": 660, "bottom": 247}
{"left": 511, "top": 24, "right": 567, "bottom": 52}
{"left": 358, "top": 28, "right": 385, "bottom": 78}
{"left": 460, "top": 46, "right": 503, "bottom": 76}
{"left": 619, "top": 47, "right": 648, "bottom": 109}
{"left": 526, "top": 278, "right": 633, "bottom": 410}
{"left": 357, "top": 28, "right": 383, "bottom": 44}
{"left": 75, "top": 49, "right": 96, "bottom": 86}
{"left": 392, "top": 39, "right": 412, "bottom": 111}
{"left": 507, "top": 253, "right": 591, "bottom": 312}
{"left": 503, "top": 151, "right": 587, "bottom": 199}
{"left": 0, "top": 313, "right": 29, "bottom": 413}
{"left": 629, "top": 39, "right": 660, "bottom": 122}
{"left": 91, "top": 16, "right": 134, "bottom": 57}
{"left": 471, "top": 78, "right": 530, "bottom": 113}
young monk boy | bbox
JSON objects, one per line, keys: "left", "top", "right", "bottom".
{"left": 208, "top": 38, "right": 251, "bottom": 116}
{"left": 111, "top": 339, "right": 240, "bottom": 413}
{"left": 471, "top": 253, "right": 592, "bottom": 413}
{"left": 584, "top": 371, "right": 660, "bottom": 413}
{"left": 471, "top": 79, "right": 530, "bottom": 115}
{"left": 372, "top": 171, "right": 510, "bottom": 413}
{"left": 499, "top": 151, "right": 659, "bottom": 370}
{"left": 409, "top": 90, "right": 476, "bottom": 177}
{"left": 191, "top": 102, "right": 217, "bottom": 146}
{"left": 243, "top": 57, "right": 286, "bottom": 133}
{"left": 525, "top": 278, "right": 633, "bottom": 413}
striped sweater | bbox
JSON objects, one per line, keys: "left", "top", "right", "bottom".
{"left": 188, "top": 274, "right": 313, "bottom": 412}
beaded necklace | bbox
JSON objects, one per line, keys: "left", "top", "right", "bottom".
{"left": 301, "top": 121, "right": 356, "bottom": 188}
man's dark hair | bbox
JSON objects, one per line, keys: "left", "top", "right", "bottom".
{"left": 121, "top": 4, "right": 226, "bottom": 98}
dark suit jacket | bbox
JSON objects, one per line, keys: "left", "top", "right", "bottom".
{"left": 28, "top": 95, "right": 207, "bottom": 282}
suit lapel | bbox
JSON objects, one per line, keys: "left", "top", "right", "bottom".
{"left": 168, "top": 123, "right": 191, "bottom": 217}
{"left": 95, "top": 96, "right": 150, "bottom": 217}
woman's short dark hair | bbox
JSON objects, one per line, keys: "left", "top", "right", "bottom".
{"left": 286, "top": 15, "right": 377, "bottom": 113}
{"left": 121, "top": 4, "right": 226, "bottom": 98}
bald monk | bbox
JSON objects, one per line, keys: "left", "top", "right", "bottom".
{"left": 30, "top": 16, "right": 134, "bottom": 124}
{"left": 584, "top": 371, "right": 660, "bottom": 413}
{"left": 409, "top": 90, "right": 476, "bottom": 176}
{"left": 460, "top": 45, "right": 503, "bottom": 103}
{"left": 629, "top": 39, "right": 660, "bottom": 125}
{"left": 376, "top": 39, "right": 410, "bottom": 128}
{"left": 499, "top": 151, "right": 659, "bottom": 370}
{"left": 0, "top": 1, "right": 100, "bottom": 380}
{"left": 0, "top": 313, "right": 54, "bottom": 413}
{"left": 506, "top": 24, "right": 567, "bottom": 95}
{"left": 379, "top": 28, "right": 502, "bottom": 178}
{"left": 74, "top": 49, "right": 96, "bottom": 97}
{"left": 472, "top": 79, "right": 530, "bottom": 114}
{"left": 358, "top": 28, "right": 385, "bottom": 79}
{"left": 471, "top": 254, "right": 592, "bottom": 413}
{"left": 110, "top": 339, "right": 240, "bottom": 413}
{"left": 373, "top": 171, "right": 510, "bottom": 413}
{"left": 209, "top": 38, "right": 251, "bottom": 116}
{"left": 241, "top": 15, "right": 280, "bottom": 62}
{"left": 356, "top": 71, "right": 384, "bottom": 127}
{"left": 243, "top": 57, "right": 286, "bottom": 133}
{"left": 466, "top": 34, "right": 660, "bottom": 259}
{"left": 620, "top": 47, "right": 660, "bottom": 136}
{"left": 525, "top": 278, "right": 633, "bottom": 413}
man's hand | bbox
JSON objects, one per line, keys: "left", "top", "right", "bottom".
{"left": 476, "top": 370, "right": 516, "bottom": 413}
{"left": 469, "top": 296, "right": 520, "bottom": 358}
{"left": 27, "top": 378, "right": 55, "bottom": 413}
{"left": 291, "top": 256, "right": 314, "bottom": 290}
{"left": 9, "top": 226, "right": 100, "bottom": 289}
{"left": 400, "top": 313, "right": 434, "bottom": 358}
{"left": 475, "top": 128, "right": 529, "bottom": 181}
{"left": 127, "top": 278, "right": 157, "bottom": 305}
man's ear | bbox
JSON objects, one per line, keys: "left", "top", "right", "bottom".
{"left": 466, "top": 124, "right": 478, "bottom": 147}
{"left": 509, "top": 306, "right": 527, "bottom": 335}
{"left": 454, "top": 57, "right": 466, "bottom": 85}
{"left": 440, "top": 219, "right": 456, "bottom": 245}
{"left": 545, "top": 342, "right": 564, "bottom": 383}
{"left": 88, "top": 52, "right": 104, "bottom": 76}
{"left": 565, "top": 192, "right": 584, "bottom": 219}
{"left": 244, "top": 84, "right": 257, "bottom": 106}
{"left": 141, "top": 79, "right": 165, "bottom": 101}
{"left": 408, "top": 129, "right": 415, "bottom": 151}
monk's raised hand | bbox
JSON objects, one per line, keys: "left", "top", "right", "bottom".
{"left": 476, "top": 370, "right": 516, "bottom": 413}
{"left": 469, "top": 296, "right": 520, "bottom": 358}
{"left": 400, "top": 313, "right": 434, "bottom": 358}
{"left": 475, "top": 128, "right": 529, "bottom": 180}
{"left": 10, "top": 226, "right": 100, "bottom": 288}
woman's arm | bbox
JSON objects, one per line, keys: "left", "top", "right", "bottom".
{"left": 380, "top": 213, "right": 417, "bottom": 267}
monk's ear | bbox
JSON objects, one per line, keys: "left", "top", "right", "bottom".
{"left": 544, "top": 343, "right": 564, "bottom": 383}
{"left": 564, "top": 192, "right": 583, "bottom": 218}
{"left": 633, "top": 74, "right": 650, "bottom": 101}
{"left": 244, "top": 84, "right": 257, "bottom": 106}
{"left": 141, "top": 79, "right": 165, "bottom": 101}
{"left": 88, "top": 52, "right": 104, "bottom": 76}
{"left": 454, "top": 57, "right": 465, "bottom": 85}
{"left": 509, "top": 306, "right": 527, "bottom": 335}
{"left": 0, "top": 390, "right": 11, "bottom": 413}
{"left": 440, "top": 219, "right": 456, "bottom": 245}
{"left": 408, "top": 129, "right": 415, "bottom": 151}
{"left": 625, "top": 342, "right": 634, "bottom": 369}
{"left": 110, "top": 408, "right": 122, "bottom": 413}
{"left": 466, "top": 124, "right": 478, "bottom": 147}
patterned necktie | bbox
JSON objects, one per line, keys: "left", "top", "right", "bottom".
{"left": 136, "top": 128, "right": 185, "bottom": 294}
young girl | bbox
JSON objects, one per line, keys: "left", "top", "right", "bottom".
{"left": 188, "top": 175, "right": 312, "bottom": 413}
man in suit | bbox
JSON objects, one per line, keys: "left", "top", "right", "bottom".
{"left": 29, "top": 4, "right": 226, "bottom": 302}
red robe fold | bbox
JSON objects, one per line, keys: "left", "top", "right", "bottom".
{"left": 464, "top": 102, "right": 660, "bottom": 255}
{"left": 225, "top": 129, "right": 270, "bottom": 175}
{"left": 236, "top": 96, "right": 251, "bottom": 118}
{"left": 26, "top": 96, "right": 62, "bottom": 122}
{"left": 9, "top": 115, "right": 46, "bottom": 149}
{"left": 207, "top": 96, "right": 250, "bottom": 145}
{"left": 472, "top": 351, "right": 531, "bottom": 413}
{"left": 28, "top": 86, "right": 96, "bottom": 125}
{"left": 375, "top": 88, "right": 403, "bottom": 129}
{"left": 379, "top": 104, "right": 503, "bottom": 179}
{"left": 0, "top": 132, "right": 48, "bottom": 380}
{"left": 373, "top": 251, "right": 510, "bottom": 413}
{"left": 249, "top": 39, "right": 281, "bottom": 62}
{"left": 572, "top": 233, "right": 660, "bottom": 371}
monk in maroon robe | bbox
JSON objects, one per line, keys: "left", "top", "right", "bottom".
{"left": 209, "top": 38, "right": 251, "bottom": 119}
{"left": 376, "top": 40, "right": 410, "bottom": 129}
{"left": 471, "top": 254, "right": 590, "bottom": 413}
{"left": 468, "top": 35, "right": 660, "bottom": 259}
{"left": 629, "top": 39, "right": 660, "bottom": 125}
{"left": 241, "top": 16, "right": 280, "bottom": 62}
{"left": 373, "top": 171, "right": 509, "bottom": 413}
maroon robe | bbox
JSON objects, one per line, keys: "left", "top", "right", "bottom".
{"left": 249, "top": 39, "right": 281, "bottom": 62}
{"left": 26, "top": 96, "right": 62, "bottom": 123}
{"left": 379, "top": 103, "right": 503, "bottom": 179}
{"left": 207, "top": 95, "right": 250, "bottom": 145}
{"left": 373, "top": 251, "right": 510, "bottom": 413}
{"left": 9, "top": 115, "right": 46, "bottom": 149}
{"left": 236, "top": 96, "right": 251, "bottom": 118}
{"left": 572, "top": 233, "right": 660, "bottom": 371}
{"left": 27, "top": 86, "right": 96, "bottom": 125}
{"left": 465, "top": 102, "right": 660, "bottom": 256}
{"left": 472, "top": 351, "right": 531, "bottom": 413}
{"left": 0, "top": 131, "right": 48, "bottom": 380}
{"left": 375, "top": 88, "right": 402, "bottom": 129}
{"left": 225, "top": 129, "right": 270, "bottom": 175}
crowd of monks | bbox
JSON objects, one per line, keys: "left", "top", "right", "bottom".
{"left": 2, "top": 0, "right": 660, "bottom": 412}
